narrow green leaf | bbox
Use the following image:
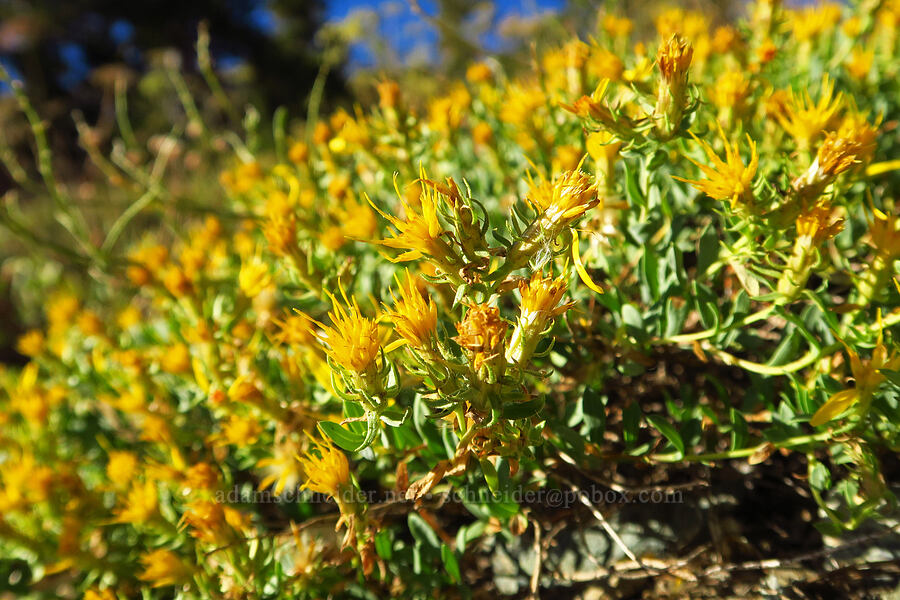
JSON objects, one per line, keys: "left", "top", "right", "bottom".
{"left": 318, "top": 421, "right": 364, "bottom": 452}
{"left": 441, "top": 544, "right": 461, "bottom": 583}
{"left": 646, "top": 414, "right": 684, "bottom": 457}
{"left": 408, "top": 513, "right": 440, "bottom": 549}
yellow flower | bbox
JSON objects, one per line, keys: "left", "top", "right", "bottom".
{"left": 0, "top": 451, "right": 53, "bottom": 511}
{"left": 138, "top": 549, "right": 194, "bottom": 588}
{"left": 160, "top": 343, "right": 191, "bottom": 374}
{"left": 428, "top": 85, "right": 471, "bottom": 134}
{"left": 339, "top": 200, "right": 377, "bottom": 240}
{"left": 846, "top": 48, "right": 874, "bottom": 80}
{"left": 180, "top": 499, "right": 248, "bottom": 545}
{"left": 811, "top": 336, "right": 900, "bottom": 426}
{"left": 238, "top": 252, "right": 272, "bottom": 298}
{"left": 257, "top": 437, "right": 303, "bottom": 495}
{"left": 84, "top": 589, "right": 117, "bottom": 600}
{"left": 16, "top": 329, "right": 44, "bottom": 357}
{"left": 838, "top": 111, "right": 878, "bottom": 163}
{"left": 263, "top": 216, "right": 297, "bottom": 257}
{"left": 586, "top": 131, "right": 622, "bottom": 163}
{"left": 602, "top": 14, "right": 633, "bottom": 38}
{"left": 466, "top": 62, "right": 493, "bottom": 83}
{"left": 312, "top": 287, "right": 380, "bottom": 373}
{"left": 674, "top": 128, "right": 758, "bottom": 208}
{"left": 790, "top": 3, "right": 842, "bottom": 41}
{"left": 654, "top": 35, "right": 693, "bottom": 139}
{"left": 297, "top": 434, "right": 351, "bottom": 499}
{"left": 116, "top": 305, "right": 142, "bottom": 330}
{"left": 867, "top": 208, "right": 900, "bottom": 261}
{"left": 370, "top": 178, "right": 457, "bottom": 268}
{"left": 499, "top": 170, "right": 599, "bottom": 276}
{"left": 288, "top": 141, "right": 309, "bottom": 164}
{"left": 107, "top": 451, "right": 139, "bottom": 486}
{"left": 376, "top": 79, "right": 401, "bottom": 110}
{"left": 272, "top": 313, "right": 317, "bottom": 346}
{"left": 775, "top": 75, "right": 843, "bottom": 150}
{"left": 386, "top": 272, "right": 438, "bottom": 350}
{"left": 183, "top": 462, "right": 220, "bottom": 493}
{"left": 220, "top": 414, "right": 262, "bottom": 446}
{"left": 777, "top": 201, "right": 844, "bottom": 300}
{"left": 113, "top": 480, "right": 158, "bottom": 525}
{"left": 319, "top": 225, "right": 346, "bottom": 251}
{"left": 709, "top": 71, "right": 750, "bottom": 111}
{"left": 587, "top": 48, "right": 624, "bottom": 81}
{"left": 656, "top": 8, "right": 708, "bottom": 39}
{"left": 507, "top": 273, "right": 573, "bottom": 364}
{"left": 527, "top": 170, "right": 599, "bottom": 227}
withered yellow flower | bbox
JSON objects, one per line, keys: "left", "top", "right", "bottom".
{"left": 674, "top": 129, "right": 758, "bottom": 208}
{"left": 795, "top": 201, "right": 844, "bottom": 246}
{"left": 297, "top": 435, "right": 351, "bottom": 499}
{"left": 657, "top": 34, "right": 694, "bottom": 84}
{"left": 386, "top": 272, "right": 438, "bottom": 350}
{"left": 794, "top": 132, "right": 865, "bottom": 198}
{"left": 454, "top": 303, "right": 507, "bottom": 373}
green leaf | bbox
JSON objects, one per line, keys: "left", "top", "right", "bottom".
{"left": 693, "top": 281, "right": 719, "bottom": 330}
{"left": 318, "top": 421, "right": 365, "bottom": 452}
{"left": 408, "top": 513, "right": 440, "bottom": 549}
{"left": 696, "top": 225, "right": 719, "bottom": 276}
{"left": 581, "top": 387, "right": 606, "bottom": 443}
{"left": 809, "top": 459, "right": 831, "bottom": 491}
{"left": 880, "top": 369, "right": 900, "bottom": 389}
{"left": 729, "top": 408, "right": 747, "bottom": 451}
{"left": 379, "top": 407, "right": 408, "bottom": 427}
{"left": 441, "top": 544, "right": 461, "bottom": 583}
{"left": 663, "top": 296, "right": 688, "bottom": 338}
{"left": 501, "top": 396, "right": 545, "bottom": 420}
{"left": 640, "top": 244, "right": 662, "bottom": 301}
{"left": 480, "top": 457, "right": 499, "bottom": 494}
{"left": 622, "top": 303, "right": 645, "bottom": 339}
{"left": 623, "top": 401, "right": 641, "bottom": 446}
{"left": 374, "top": 530, "right": 393, "bottom": 560}
{"left": 646, "top": 414, "right": 684, "bottom": 458}
{"left": 623, "top": 159, "right": 644, "bottom": 207}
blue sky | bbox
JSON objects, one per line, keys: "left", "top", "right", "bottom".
{"left": 323, "top": 0, "right": 566, "bottom": 68}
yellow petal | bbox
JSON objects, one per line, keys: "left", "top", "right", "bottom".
{"left": 810, "top": 388, "right": 859, "bottom": 427}
{"left": 572, "top": 230, "right": 604, "bottom": 295}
